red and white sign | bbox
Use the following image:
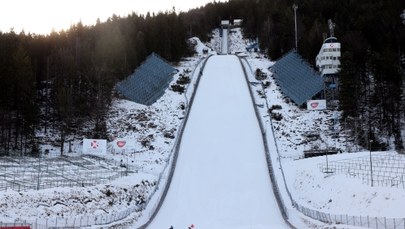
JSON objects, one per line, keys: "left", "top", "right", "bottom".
{"left": 307, "top": 100, "right": 327, "bottom": 110}
{"left": 83, "top": 139, "right": 107, "bottom": 155}
{"left": 112, "top": 138, "right": 136, "bottom": 151}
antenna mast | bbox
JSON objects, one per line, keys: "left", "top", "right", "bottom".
{"left": 293, "top": 4, "right": 298, "bottom": 50}
{"left": 328, "top": 19, "right": 335, "bottom": 37}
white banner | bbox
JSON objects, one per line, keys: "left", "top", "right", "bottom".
{"left": 83, "top": 139, "right": 107, "bottom": 155}
{"left": 307, "top": 100, "right": 327, "bottom": 110}
{"left": 112, "top": 138, "right": 136, "bottom": 151}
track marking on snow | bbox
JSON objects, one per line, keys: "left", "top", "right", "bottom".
{"left": 147, "top": 55, "right": 288, "bottom": 229}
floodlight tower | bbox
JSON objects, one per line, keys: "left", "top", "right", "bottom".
{"left": 293, "top": 4, "right": 298, "bottom": 51}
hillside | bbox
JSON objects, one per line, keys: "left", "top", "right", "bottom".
{"left": 0, "top": 28, "right": 404, "bottom": 229}
{"left": 233, "top": 27, "right": 405, "bottom": 228}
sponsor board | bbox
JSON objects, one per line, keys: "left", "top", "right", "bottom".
{"left": 82, "top": 139, "right": 107, "bottom": 155}
{"left": 0, "top": 227, "right": 31, "bottom": 229}
{"left": 307, "top": 100, "right": 327, "bottom": 110}
{"left": 112, "top": 138, "right": 136, "bottom": 151}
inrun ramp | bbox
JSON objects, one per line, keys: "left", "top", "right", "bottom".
{"left": 147, "top": 55, "right": 288, "bottom": 229}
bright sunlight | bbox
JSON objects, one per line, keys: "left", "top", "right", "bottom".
{"left": 0, "top": 0, "right": 227, "bottom": 35}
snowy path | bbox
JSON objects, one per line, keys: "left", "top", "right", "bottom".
{"left": 147, "top": 55, "right": 288, "bottom": 229}
{"left": 221, "top": 28, "right": 228, "bottom": 54}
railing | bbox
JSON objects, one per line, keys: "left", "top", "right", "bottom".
{"left": 295, "top": 204, "right": 405, "bottom": 228}
{"left": 237, "top": 56, "right": 296, "bottom": 228}
{"left": 1, "top": 205, "right": 143, "bottom": 229}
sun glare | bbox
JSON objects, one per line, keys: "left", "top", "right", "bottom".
{"left": 0, "top": 0, "right": 227, "bottom": 35}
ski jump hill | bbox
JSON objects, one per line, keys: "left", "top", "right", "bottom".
{"left": 141, "top": 54, "right": 290, "bottom": 229}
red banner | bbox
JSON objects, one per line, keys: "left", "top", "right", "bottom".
{"left": 0, "top": 227, "right": 31, "bottom": 229}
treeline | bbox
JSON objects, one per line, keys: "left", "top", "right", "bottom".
{"left": 0, "top": 10, "right": 197, "bottom": 156}
{"left": 224, "top": 0, "right": 405, "bottom": 150}
{"left": 1, "top": 0, "right": 404, "bottom": 155}
{"left": 0, "top": 0, "right": 239, "bottom": 156}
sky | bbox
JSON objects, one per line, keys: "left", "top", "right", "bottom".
{"left": 0, "top": 0, "right": 227, "bottom": 35}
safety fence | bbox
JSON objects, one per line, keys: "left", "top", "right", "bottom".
{"left": 240, "top": 56, "right": 405, "bottom": 229}
{"left": 0, "top": 155, "right": 132, "bottom": 192}
{"left": 1, "top": 205, "right": 142, "bottom": 229}
{"left": 318, "top": 153, "right": 405, "bottom": 189}
{"left": 238, "top": 56, "right": 295, "bottom": 228}
{"left": 294, "top": 203, "right": 405, "bottom": 229}
{"left": 0, "top": 160, "right": 155, "bottom": 228}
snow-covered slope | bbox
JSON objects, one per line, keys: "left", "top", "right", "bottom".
{"left": 1, "top": 27, "right": 405, "bottom": 229}
{"left": 237, "top": 26, "right": 405, "bottom": 228}
{"left": 0, "top": 47, "right": 205, "bottom": 227}
{"left": 147, "top": 55, "right": 287, "bottom": 229}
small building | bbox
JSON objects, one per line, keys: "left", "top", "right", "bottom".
{"left": 233, "top": 19, "right": 243, "bottom": 27}
{"left": 221, "top": 20, "right": 230, "bottom": 28}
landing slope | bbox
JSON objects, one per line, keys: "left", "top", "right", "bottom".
{"left": 148, "top": 55, "right": 287, "bottom": 229}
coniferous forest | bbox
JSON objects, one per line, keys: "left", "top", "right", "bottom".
{"left": 0, "top": 0, "right": 404, "bottom": 155}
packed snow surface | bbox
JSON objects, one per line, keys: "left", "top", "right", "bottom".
{"left": 147, "top": 55, "right": 288, "bottom": 229}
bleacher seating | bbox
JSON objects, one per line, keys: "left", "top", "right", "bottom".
{"left": 270, "top": 50, "right": 324, "bottom": 105}
{"left": 116, "top": 53, "right": 176, "bottom": 106}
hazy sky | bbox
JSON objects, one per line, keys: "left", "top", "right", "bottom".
{"left": 0, "top": 0, "right": 227, "bottom": 35}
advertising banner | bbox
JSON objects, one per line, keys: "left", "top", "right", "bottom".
{"left": 0, "top": 227, "right": 31, "bottom": 229}
{"left": 112, "top": 138, "right": 136, "bottom": 151}
{"left": 82, "top": 139, "right": 107, "bottom": 155}
{"left": 307, "top": 100, "right": 327, "bottom": 110}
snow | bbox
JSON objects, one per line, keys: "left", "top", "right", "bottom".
{"left": 234, "top": 27, "right": 405, "bottom": 228}
{"left": 147, "top": 55, "right": 287, "bottom": 229}
{"left": 1, "top": 27, "right": 404, "bottom": 229}
{"left": 283, "top": 151, "right": 405, "bottom": 218}
{"left": 189, "top": 37, "right": 214, "bottom": 56}
{"left": 221, "top": 28, "right": 228, "bottom": 54}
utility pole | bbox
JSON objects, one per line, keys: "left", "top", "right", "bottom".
{"left": 37, "top": 155, "right": 41, "bottom": 190}
{"left": 293, "top": 4, "right": 298, "bottom": 51}
{"left": 369, "top": 140, "right": 374, "bottom": 187}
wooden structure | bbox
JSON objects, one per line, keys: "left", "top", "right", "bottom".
{"left": 304, "top": 148, "right": 340, "bottom": 158}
